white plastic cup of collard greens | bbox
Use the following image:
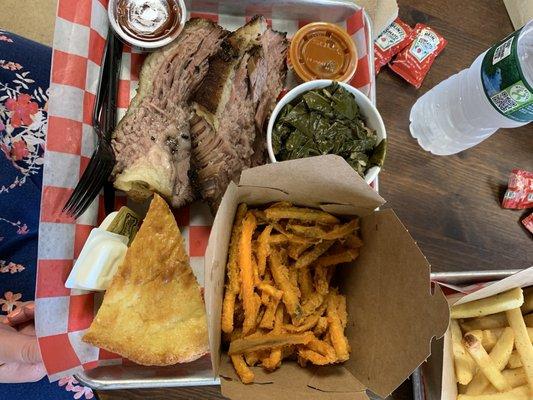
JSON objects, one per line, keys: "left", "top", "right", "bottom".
{"left": 267, "top": 80, "right": 387, "bottom": 185}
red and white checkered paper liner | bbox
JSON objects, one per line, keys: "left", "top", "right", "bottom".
{"left": 35, "top": 0, "right": 373, "bottom": 380}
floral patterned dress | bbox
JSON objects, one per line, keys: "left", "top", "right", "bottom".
{"left": 0, "top": 30, "right": 93, "bottom": 400}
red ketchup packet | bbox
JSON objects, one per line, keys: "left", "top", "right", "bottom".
{"left": 502, "top": 168, "right": 533, "bottom": 209}
{"left": 389, "top": 23, "right": 447, "bottom": 88}
{"left": 523, "top": 213, "right": 533, "bottom": 234}
{"left": 374, "top": 18, "right": 413, "bottom": 74}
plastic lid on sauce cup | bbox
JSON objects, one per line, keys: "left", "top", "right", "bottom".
{"left": 290, "top": 22, "right": 358, "bottom": 83}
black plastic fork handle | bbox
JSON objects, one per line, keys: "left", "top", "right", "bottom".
{"left": 102, "top": 32, "right": 123, "bottom": 142}
{"left": 92, "top": 28, "right": 113, "bottom": 132}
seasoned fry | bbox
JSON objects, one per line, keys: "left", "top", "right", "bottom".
{"left": 451, "top": 320, "right": 477, "bottom": 385}
{"left": 506, "top": 307, "right": 533, "bottom": 393}
{"left": 300, "top": 292, "right": 325, "bottom": 321}
{"left": 297, "top": 268, "right": 314, "bottom": 300}
{"left": 221, "top": 204, "right": 248, "bottom": 334}
{"left": 295, "top": 241, "right": 335, "bottom": 269}
{"left": 327, "top": 294, "right": 350, "bottom": 362}
{"left": 458, "top": 385, "right": 530, "bottom": 400}
{"left": 265, "top": 206, "right": 341, "bottom": 225}
{"left": 285, "top": 303, "right": 327, "bottom": 333}
{"left": 231, "top": 354, "right": 254, "bottom": 384}
{"left": 314, "top": 316, "right": 328, "bottom": 336}
{"left": 240, "top": 212, "right": 258, "bottom": 335}
{"left": 258, "top": 282, "right": 283, "bottom": 300}
{"left": 287, "top": 223, "right": 329, "bottom": 238}
{"left": 269, "top": 249, "right": 301, "bottom": 318}
{"left": 307, "top": 338, "right": 336, "bottom": 360}
{"left": 269, "top": 234, "right": 290, "bottom": 244}
{"left": 228, "top": 332, "right": 315, "bottom": 355}
{"left": 336, "top": 295, "right": 347, "bottom": 329}
{"left": 259, "top": 296, "right": 280, "bottom": 330}
{"left": 461, "top": 314, "right": 509, "bottom": 331}
{"left": 256, "top": 225, "right": 272, "bottom": 277}
{"left": 463, "top": 333, "right": 512, "bottom": 392}
{"left": 321, "top": 219, "right": 360, "bottom": 240}
{"left": 451, "top": 288, "right": 524, "bottom": 319}
{"left": 314, "top": 266, "right": 331, "bottom": 296}
{"left": 465, "top": 327, "right": 515, "bottom": 395}
{"left": 288, "top": 242, "right": 313, "bottom": 260}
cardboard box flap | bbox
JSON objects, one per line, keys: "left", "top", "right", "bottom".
{"left": 340, "top": 209, "right": 450, "bottom": 398}
{"left": 238, "top": 155, "right": 385, "bottom": 216}
{"left": 220, "top": 354, "right": 369, "bottom": 400}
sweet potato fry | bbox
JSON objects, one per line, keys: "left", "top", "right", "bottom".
{"left": 240, "top": 212, "right": 258, "bottom": 335}
{"left": 314, "top": 249, "right": 359, "bottom": 268}
{"left": 231, "top": 354, "right": 254, "bottom": 384}
{"left": 297, "top": 268, "right": 314, "bottom": 300}
{"left": 327, "top": 294, "right": 350, "bottom": 362}
{"left": 288, "top": 242, "right": 313, "bottom": 260}
{"left": 314, "top": 266, "right": 333, "bottom": 296}
{"left": 451, "top": 288, "right": 524, "bottom": 319}
{"left": 262, "top": 306, "right": 284, "bottom": 371}
{"left": 314, "top": 316, "right": 328, "bottom": 336}
{"left": 307, "top": 338, "right": 336, "bottom": 360}
{"left": 451, "top": 320, "right": 477, "bottom": 385}
{"left": 256, "top": 225, "right": 272, "bottom": 277}
{"left": 465, "top": 327, "right": 514, "bottom": 395}
{"left": 300, "top": 292, "right": 325, "bottom": 320}
{"left": 295, "top": 241, "right": 335, "bottom": 269}
{"left": 344, "top": 233, "right": 363, "bottom": 249}
{"left": 269, "top": 234, "right": 290, "bottom": 244}
{"left": 298, "top": 349, "right": 332, "bottom": 365}
{"left": 463, "top": 332, "right": 512, "bottom": 392}
{"left": 221, "top": 204, "right": 247, "bottom": 333}
{"left": 320, "top": 219, "right": 360, "bottom": 240}
{"left": 288, "top": 220, "right": 359, "bottom": 241}
{"left": 285, "top": 303, "right": 327, "bottom": 333}
{"left": 287, "top": 223, "right": 329, "bottom": 238}
{"left": 269, "top": 249, "right": 301, "bottom": 318}
{"left": 265, "top": 207, "right": 340, "bottom": 225}
{"left": 259, "top": 296, "right": 280, "bottom": 330}
{"left": 506, "top": 307, "right": 533, "bottom": 393}
{"left": 336, "top": 295, "right": 347, "bottom": 329}
{"left": 258, "top": 282, "right": 283, "bottom": 300}
{"left": 228, "top": 332, "right": 315, "bottom": 355}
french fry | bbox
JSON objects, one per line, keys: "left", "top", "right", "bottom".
{"left": 314, "top": 266, "right": 331, "bottom": 296}
{"left": 240, "top": 212, "right": 258, "bottom": 335}
{"left": 521, "top": 287, "right": 533, "bottom": 315}
{"left": 345, "top": 233, "right": 364, "bottom": 249}
{"left": 231, "top": 354, "right": 254, "bottom": 384}
{"left": 508, "top": 350, "right": 522, "bottom": 369}
{"left": 472, "top": 328, "right": 533, "bottom": 352}
{"left": 297, "top": 268, "right": 314, "bottom": 300}
{"left": 221, "top": 204, "right": 247, "bottom": 334}
{"left": 287, "top": 223, "right": 329, "bottom": 238}
{"left": 458, "top": 385, "right": 530, "bottom": 400}
{"left": 300, "top": 292, "right": 325, "bottom": 320}
{"left": 463, "top": 333, "right": 512, "bottom": 392}
{"left": 314, "top": 249, "right": 359, "bottom": 268}
{"left": 256, "top": 225, "right": 272, "bottom": 277}
{"left": 465, "top": 327, "right": 515, "bottom": 395}
{"left": 502, "top": 367, "right": 527, "bottom": 388}
{"left": 228, "top": 332, "right": 315, "bottom": 355}
{"left": 307, "top": 338, "right": 336, "bottom": 361}
{"left": 336, "top": 294, "right": 347, "bottom": 329}
{"left": 524, "top": 313, "right": 533, "bottom": 327}
{"left": 285, "top": 303, "right": 327, "bottom": 333}
{"left": 289, "top": 267, "right": 299, "bottom": 289}
{"left": 269, "top": 234, "right": 290, "bottom": 244}
{"left": 269, "top": 249, "right": 301, "bottom": 318}
{"left": 265, "top": 206, "right": 340, "bottom": 225}
{"left": 259, "top": 296, "right": 280, "bottom": 330}
{"left": 451, "top": 320, "right": 477, "bottom": 385}
{"left": 451, "top": 288, "right": 524, "bottom": 319}
{"left": 327, "top": 294, "right": 350, "bottom": 362}
{"left": 506, "top": 307, "right": 533, "bottom": 393}
{"left": 262, "top": 306, "right": 284, "bottom": 371}
{"left": 461, "top": 314, "right": 509, "bottom": 331}
{"left": 295, "top": 241, "right": 335, "bottom": 269}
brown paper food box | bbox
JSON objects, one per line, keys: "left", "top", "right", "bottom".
{"left": 204, "top": 155, "right": 450, "bottom": 400}
{"left": 441, "top": 266, "right": 533, "bottom": 400}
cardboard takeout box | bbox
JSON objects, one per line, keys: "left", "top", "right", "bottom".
{"left": 204, "top": 155, "right": 450, "bottom": 399}
{"left": 441, "top": 266, "right": 533, "bottom": 400}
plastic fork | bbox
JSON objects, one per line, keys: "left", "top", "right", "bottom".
{"left": 63, "top": 30, "right": 122, "bottom": 218}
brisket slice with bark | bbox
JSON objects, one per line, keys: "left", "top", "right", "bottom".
{"left": 190, "top": 16, "right": 288, "bottom": 211}
{"left": 111, "top": 19, "right": 227, "bottom": 208}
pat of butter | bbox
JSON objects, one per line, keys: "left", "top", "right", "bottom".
{"left": 65, "top": 216, "right": 129, "bottom": 291}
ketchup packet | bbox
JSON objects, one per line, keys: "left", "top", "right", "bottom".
{"left": 389, "top": 23, "right": 447, "bottom": 88}
{"left": 374, "top": 18, "right": 413, "bottom": 74}
{"left": 523, "top": 213, "right": 533, "bottom": 234}
{"left": 502, "top": 168, "right": 533, "bottom": 209}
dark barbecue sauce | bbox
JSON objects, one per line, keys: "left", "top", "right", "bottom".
{"left": 116, "top": 0, "right": 182, "bottom": 42}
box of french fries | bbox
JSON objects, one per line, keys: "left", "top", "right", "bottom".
{"left": 203, "top": 154, "right": 450, "bottom": 399}
{"left": 442, "top": 267, "right": 533, "bottom": 400}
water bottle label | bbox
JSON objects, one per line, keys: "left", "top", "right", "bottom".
{"left": 481, "top": 27, "right": 533, "bottom": 122}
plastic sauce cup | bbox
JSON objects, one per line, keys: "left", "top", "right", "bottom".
{"left": 289, "top": 22, "right": 358, "bottom": 83}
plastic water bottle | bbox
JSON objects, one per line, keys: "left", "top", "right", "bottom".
{"left": 409, "top": 20, "right": 533, "bottom": 155}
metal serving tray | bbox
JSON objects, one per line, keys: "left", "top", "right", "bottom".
{"left": 75, "top": 0, "right": 374, "bottom": 391}
{"left": 412, "top": 269, "right": 523, "bottom": 400}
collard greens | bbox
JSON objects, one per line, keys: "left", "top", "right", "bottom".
{"left": 272, "top": 82, "right": 385, "bottom": 177}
